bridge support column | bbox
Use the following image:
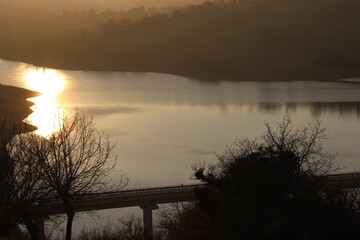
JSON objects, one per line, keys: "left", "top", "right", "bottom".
{"left": 34, "top": 218, "right": 46, "bottom": 240}
{"left": 140, "top": 203, "right": 159, "bottom": 240}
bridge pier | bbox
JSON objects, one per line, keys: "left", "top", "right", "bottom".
{"left": 34, "top": 218, "right": 46, "bottom": 240}
{"left": 140, "top": 203, "right": 159, "bottom": 240}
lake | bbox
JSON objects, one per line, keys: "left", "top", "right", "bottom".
{"left": 1, "top": 58, "right": 360, "bottom": 234}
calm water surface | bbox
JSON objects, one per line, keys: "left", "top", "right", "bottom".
{"left": 1, "top": 59, "right": 360, "bottom": 233}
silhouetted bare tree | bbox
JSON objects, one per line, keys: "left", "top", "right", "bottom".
{"left": 28, "top": 110, "right": 127, "bottom": 240}
{"left": 0, "top": 119, "right": 53, "bottom": 240}
{"left": 0, "top": 85, "right": 46, "bottom": 239}
{"left": 262, "top": 113, "right": 337, "bottom": 175}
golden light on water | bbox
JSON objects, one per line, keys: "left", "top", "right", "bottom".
{"left": 24, "top": 68, "right": 67, "bottom": 137}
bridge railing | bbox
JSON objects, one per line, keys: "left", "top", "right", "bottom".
{"left": 40, "top": 172, "right": 360, "bottom": 205}
{"left": 325, "top": 172, "right": 360, "bottom": 189}
{"left": 42, "top": 183, "right": 205, "bottom": 204}
{"left": 80, "top": 183, "right": 204, "bottom": 196}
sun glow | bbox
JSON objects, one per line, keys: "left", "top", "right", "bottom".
{"left": 24, "top": 68, "right": 67, "bottom": 137}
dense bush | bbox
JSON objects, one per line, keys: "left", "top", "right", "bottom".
{"left": 193, "top": 115, "right": 360, "bottom": 239}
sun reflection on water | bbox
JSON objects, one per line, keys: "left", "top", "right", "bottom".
{"left": 24, "top": 68, "right": 67, "bottom": 137}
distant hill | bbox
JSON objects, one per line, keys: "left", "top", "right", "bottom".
{"left": 1, "top": 0, "right": 360, "bottom": 81}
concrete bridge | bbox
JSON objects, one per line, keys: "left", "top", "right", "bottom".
{"left": 40, "top": 184, "right": 204, "bottom": 240}
{"left": 37, "top": 172, "right": 360, "bottom": 240}
{"left": 323, "top": 172, "right": 360, "bottom": 189}
{"left": 43, "top": 184, "right": 203, "bottom": 215}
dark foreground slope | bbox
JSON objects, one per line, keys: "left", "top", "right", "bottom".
{"left": 1, "top": 0, "right": 360, "bottom": 81}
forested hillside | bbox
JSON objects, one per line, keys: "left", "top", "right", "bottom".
{"left": 0, "top": 0, "right": 203, "bottom": 11}
{"left": 1, "top": 0, "right": 360, "bottom": 81}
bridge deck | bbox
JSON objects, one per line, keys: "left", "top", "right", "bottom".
{"left": 42, "top": 184, "right": 204, "bottom": 215}
{"left": 324, "top": 172, "right": 360, "bottom": 189}
{"left": 40, "top": 172, "right": 360, "bottom": 216}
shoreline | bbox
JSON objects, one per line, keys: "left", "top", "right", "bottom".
{"left": 2, "top": 57, "right": 360, "bottom": 83}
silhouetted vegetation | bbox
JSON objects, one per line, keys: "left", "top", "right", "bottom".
{"left": 0, "top": 121, "right": 51, "bottom": 240}
{"left": 26, "top": 111, "right": 127, "bottom": 240}
{"left": 76, "top": 215, "right": 144, "bottom": 240}
{"left": 75, "top": 204, "right": 208, "bottom": 240}
{"left": 1, "top": 0, "right": 360, "bottom": 80}
{"left": 191, "top": 114, "right": 360, "bottom": 239}
{"left": 157, "top": 203, "right": 209, "bottom": 240}
{"left": 0, "top": 109, "right": 125, "bottom": 240}
{"left": 0, "top": 86, "right": 46, "bottom": 239}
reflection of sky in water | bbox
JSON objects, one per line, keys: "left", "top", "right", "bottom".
{"left": 61, "top": 71, "right": 360, "bottom": 105}
{"left": 23, "top": 68, "right": 67, "bottom": 137}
